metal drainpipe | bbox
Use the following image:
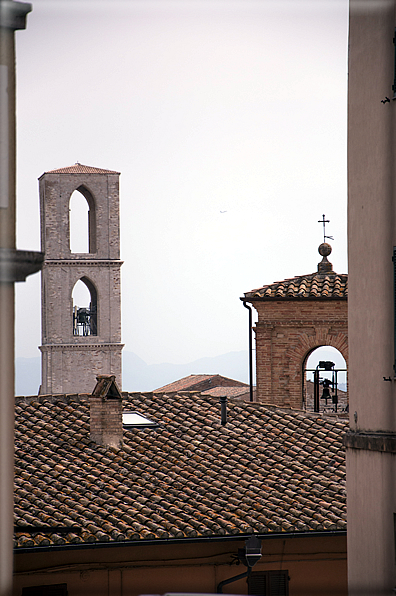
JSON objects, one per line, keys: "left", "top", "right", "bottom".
{"left": 242, "top": 301, "right": 254, "bottom": 402}
{"left": 217, "top": 568, "right": 251, "bottom": 593}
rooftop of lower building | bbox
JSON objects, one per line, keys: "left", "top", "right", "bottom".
{"left": 14, "top": 391, "right": 347, "bottom": 551}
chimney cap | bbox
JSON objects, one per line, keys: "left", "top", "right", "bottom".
{"left": 92, "top": 375, "right": 122, "bottom": 399}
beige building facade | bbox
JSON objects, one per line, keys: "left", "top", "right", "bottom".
{"left": 346, "top": 2, "right": 396, "bottom": 594}
{"left": 39, "top": 164, "right": 123, "bottom": 395}
{"left": 14, "top": 535, "right": 347, "bottom": 596}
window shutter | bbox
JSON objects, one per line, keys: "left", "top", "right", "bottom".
{"left": 268, "top": 570, "right": 289, "bottom": 595}
{"left": 248, "top": 572, "right": 267, "bottom": 595}
{"left": 248, "top": 570, "right": 288, "bottom": 596}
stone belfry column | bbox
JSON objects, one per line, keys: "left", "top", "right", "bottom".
{"left": 39, "top": 163, "right": 124, "bottom": 395}
{"left": 0, "top": 2, "right": 43, "bottom": 594}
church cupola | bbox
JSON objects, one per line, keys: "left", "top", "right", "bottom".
{"left": 242, "top": 217, "right": 348, "bottom": 410}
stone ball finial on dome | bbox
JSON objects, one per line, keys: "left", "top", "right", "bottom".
{"left": 319, "top": 242, "right": 332, "bottom": 258}
{"left": 317, "top": 242, "right": 334, "bottom": 274}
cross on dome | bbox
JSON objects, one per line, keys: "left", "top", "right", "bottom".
{"left": 318, "top": 214, "right": 334, "bottom": 243}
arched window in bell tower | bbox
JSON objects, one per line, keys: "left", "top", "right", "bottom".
{"left": 72, "top": 277, "right": 98, "bottom": 336}
{"left": 69, "top": 186, "right": 97, "bottom": 254}
{"left": 304, "top": 346, "right": 347, "bottom": 413}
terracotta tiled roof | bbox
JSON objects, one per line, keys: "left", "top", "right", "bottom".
{"left": 244, "top": 272, "right": 348, "bottom": 300}
{"left": 244, "top": 245, "right": 348, "bottom": 301}
{"left": 154, "top": 374, "right": 247, "bottom": 393}
{"left": 201, "top": 386, "right": 252, "bottom": 398}
{"left": 14, "top": 392, "right": 347, "bottom": 550}
{"left": 44, "top": 163, "right": 120, "bottom": 175}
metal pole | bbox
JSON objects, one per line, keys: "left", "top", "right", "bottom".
{"left": 313, "top": 369, "right": 319, "bottom": 413}
{"left": 242, "top": 301, "right": 254, "bottom": 402}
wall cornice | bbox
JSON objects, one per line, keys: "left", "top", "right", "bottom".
{"left": 40, "top": 343, "right": 124, "bottom": 351}
{"left": 255, "top": 320, "right": 348, "bottom": 328}
{"left": 43, "top": 260, "right": 123, "bottom": 267}
{"left": 344, "top": 431, "right": 396, "bottom": 454}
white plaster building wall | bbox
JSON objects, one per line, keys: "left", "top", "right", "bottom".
{"left": 348, "top": 5, "right": 396, "bottom": 433}
{"left": 347, "top": 2, "right": 396, "bottom": 593}
{"left": 346, "top": 449, "right": 396, "bottom": 594}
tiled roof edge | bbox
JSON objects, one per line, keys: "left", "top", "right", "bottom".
{"left": 154, "top": 375, "right": 218, "bottom": 392}
{"left": 41, "top": 164, "right": 120, "bottom": 175}
{"left": 242, "top": 272, "right": 348, "bottom": 301}
{"left": 123, "top": 390, "right": 203, "bottom": 398}
{"left": 15, "top": 393, "right": 90, "bottom": 404}
{"left": 243, "top": 295, "right": 348, "bottom": 302}
{"left": 240, "top": 293, "right": 348, "bottom": 302}
{"left": 14, "top": 528, "right": 347, "bottom": 554}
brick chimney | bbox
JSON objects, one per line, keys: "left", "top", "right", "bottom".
{"left": 90, "top": 375, "right": 123, "bottom": 448}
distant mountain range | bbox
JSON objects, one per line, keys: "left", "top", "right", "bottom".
{"left": 15, "top": 350, "right": 251, "bottom": 396}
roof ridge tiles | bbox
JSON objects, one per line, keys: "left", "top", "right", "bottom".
{"left": 43, "top": 163, "right": 120, "bottom": 175}
{"left": 244, "top": 271, "right": 348, "bottom": 300}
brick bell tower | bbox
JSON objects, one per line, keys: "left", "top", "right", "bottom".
{"left": 39, "top": 163, "right": 123, "bottom": 395}
{"left": 242, "top": 243, "right": 348, "bottom": 410}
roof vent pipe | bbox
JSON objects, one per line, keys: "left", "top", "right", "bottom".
{"left": 220, "top": 395, "right": 227, "bottom": 425}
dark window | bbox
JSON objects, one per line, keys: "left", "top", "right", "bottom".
{"left": 248, "top": 570, "right": 289, "bottom": 596}
{"left": 22, "top": 584, "right": 68, "bottom": 596}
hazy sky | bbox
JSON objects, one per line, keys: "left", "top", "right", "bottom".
{"left": 14, "top": 0, "right": 349, "bottom": 366}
